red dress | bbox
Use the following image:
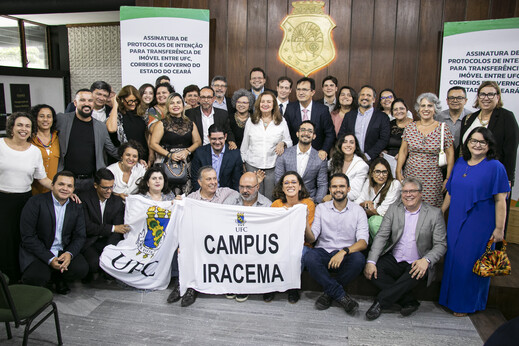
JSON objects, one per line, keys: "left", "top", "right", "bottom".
{"left": 402, "top": 122, "right": 453, "bottom": 207}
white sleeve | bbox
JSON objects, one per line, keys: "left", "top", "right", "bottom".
{"left": 375, "top": 180, "right": 401, "bottom": 216}
{"left": 281, "top": 119, "right": 293, "bottom": 148}
{"left": 348, "top": 163, "right": 368, "bottom": 201}
{"left": 240, "top": 120, "right": 251, "bottom": 162}
{"left": 354, "top": 179, "right": 370, "bottom": 204}
{"left": 33, "top": 148, "right": 47, "bottom": 180}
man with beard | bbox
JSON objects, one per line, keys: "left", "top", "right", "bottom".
{"left": 65, "top": 81, "right": 112, "bottom": 123}
{"left": 211, "top": 76, "right": 234, "bottom": 114}
{"left": 303, "top": 173, "right": 369, "bottom": 315}
{"left": 338, "top": 85, "right": 390, "bottom": 162}
{"left": 56, "top": 89, "right": 118, "bottom": 193}
{"left": 249, "top": 67, "right": 274, "bottom": 100}
{"left": 275, "top": 121, "right": 328, "bottom": 203}
{"left": 276, "top": 76, "right": 292, "bottom": 115}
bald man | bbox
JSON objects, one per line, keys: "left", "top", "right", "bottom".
{"left": 224, "top": 172, "right": 272, "bottom": 207}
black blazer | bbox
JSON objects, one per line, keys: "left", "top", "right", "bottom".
{"left": 190, "top": 144, "right": 243, "bottom": 191}
{"left": 283, "top": 101, "right": 335, "bottom": 153}
{"left": 460, "top": 107, "right": 519, "bottom": 185}
{"left": 338, "top": 108, "right": 390, "bottom": 160}
{"left": 185, "top": 106, "right": 236, "bottom": 144}
{"left": 79, "top": 188, "right": 125, "bottom": 250}
{"left": 19, "top": 192, "right": 86, "bottom": 272}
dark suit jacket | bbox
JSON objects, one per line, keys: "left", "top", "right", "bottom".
{"left": 459, "top": 107, "right": 519, "bottom": 185}
{"left": 274, "top": 145, "right": 328, "bottom": 202}
{"left": 79, "top": 188, "right": 125, "bottom": 250}
{"left": 190, "top": 144, "right": 243, "bottom": 191}
{"left": 19, "top": 192, "right": 86, "bottom": 272}
{"left": 185, "top": 106, "right": 236, "bottom": 144}
{"left": 338, "top": 108, "right": 390, "bottom": 160}
{"left": 367, "top": 201, "right": 447, "bottom": 286}
{"left": 56, "top": 112, "right": 119, "bottom": 171}
{"left": 283, "top": 101, "right": 335, "bottom": 153}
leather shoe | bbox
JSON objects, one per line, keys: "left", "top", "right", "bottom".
{"left": 400, "top": 302, "right": 420, "bottom": 317}
{"left": 55, "top": 281, "right": 71, "bottom": 295}
{"left": 337, "top": 294, "right": 359, "bottom": 315}
{"left": 167, "top": 282, "right": 181, "bottom": 303}
{"left": 180, "top": 288, "right": 198, "bottom": 307}
{"left": 366, "top": 300, "right": 382, "bottom": 321}
{"left": 315, "top": 293, "right": 332, "bottom": 310}
{"left": 287, "top": 289, "right": 300, "bottom": 304}
{"left": 263, "top": 292, "right": 275, "bottom": 302}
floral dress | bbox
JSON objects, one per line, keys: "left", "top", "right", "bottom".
{"left": 402, "top": 122, "right": 453, "bottom": 207}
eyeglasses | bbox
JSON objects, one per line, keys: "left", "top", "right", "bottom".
{"left": 299, "top": 128, "right": 314, "bottom": 133}
{"left": 468, "top": 138, "right": 488, "bottom": 147}
{"left": 99, "top": 185, "right": 114, "bottom": 191}
{"left": 296, "top": 88, "right": 311, "bottom": 93}
{"left": 402, "top": 189, "right": 420, "bottom": 195}
{"left": 283, "top": 180, "right": 298, "bottom": 185}
{"left": 239, "top": 184, "right": 258, "bottom": 190}
{"left": 447, "top": 96, "right": 466, "bottom": 101}
{"left": 373, "top": 170, "right": 388, "bottom": 176}
{"left": 236, "top": 101, "right": 249, "bottom": 105}
{"left": 199, "top": 96, "right": 214, "bottom": 100}
{"left": 380, "top": 96, "right": 393, "bottom": 100}
{"left": 124, "top": 98, "right": 139, "bottom": 105}
{"left": 212, "top": 84, "right": 227, "bottom": 88}
{"left": 478, "top": 92, "right": 497, "bottom": 99}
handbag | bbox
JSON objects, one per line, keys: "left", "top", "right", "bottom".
{"left": 160, "top": 153, "right": 188, "bottom": 185}
{"left": 438, "top": 122, "right": 447, "bottom": 167}
{"left": 473, "top": 239, "right": 511, "bottom": 277}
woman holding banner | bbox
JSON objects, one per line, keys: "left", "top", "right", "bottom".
{"left": 263, "top": 171, "right": 315, "bottom": 304}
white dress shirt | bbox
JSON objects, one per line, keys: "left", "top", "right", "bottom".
{"left": 296, "top": 144, "right": 311, "bottom": 177}
{"left": 201, "top": 108, "right": 215, "bottom": 145}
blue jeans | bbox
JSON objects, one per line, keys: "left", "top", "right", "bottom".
{"left": 303, "top": 247, "right": 365, "bottom": 300}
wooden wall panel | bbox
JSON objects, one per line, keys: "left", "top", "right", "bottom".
{"left": 371, "top": 0, "right": 397, "bottom": 92}
{"left": 309, "top": 0, "right": 330, "bottom": 100}
{"left": 137, "top": 0, "right": 519, "bottom": 106}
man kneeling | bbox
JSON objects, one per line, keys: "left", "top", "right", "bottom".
{"left": 363, "top": 177, "right": 447, "bottom": 320}
{"left": 304, "top": 173, "right": 368, "bottom": 314}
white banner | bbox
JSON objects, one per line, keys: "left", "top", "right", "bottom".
{"left": 100, "top": 195, "right": 181, "bottom": 290}
{"left": 178, "top": 199, "right": 306, "bottom": 295}
{"left": 120, "top": 6, "right": 209, "bottom": 92}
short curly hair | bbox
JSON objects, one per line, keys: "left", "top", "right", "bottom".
{"left": 6, "top": 112, "right": 36, "bottom": 140}
{"left": 415, "top": 93, "right": 442, "bottom": 118}
{"left": 231, "top": 89, "right": 255, "bottom": 112}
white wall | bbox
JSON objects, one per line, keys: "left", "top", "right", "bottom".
{"left": 1, "top": 75, "right": 65, "bottom": 113}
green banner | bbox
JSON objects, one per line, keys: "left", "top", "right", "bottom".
{"left": 120, "top": 6, "right": 209, "bottom": 22}
{"left": 444, "top": 17, "right": 519, "bottom": 37}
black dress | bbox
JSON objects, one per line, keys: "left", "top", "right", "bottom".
{"left": 386, "top": 119, "right": 405, "bottom": 157}
{"left": 228, "top": 113, "right": 249, "bottom": 149}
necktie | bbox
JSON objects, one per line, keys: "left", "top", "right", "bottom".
{"left": 302, "top": 108, "right": 309, "bottom": 121}
{"left": 279, "top": 103, "right": 284, "bottom": 114}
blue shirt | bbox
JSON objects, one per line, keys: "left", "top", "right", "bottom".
{"left": 211, "top": 145, "right": 226, "bottom": 184}
{"left": 50, "top": 194, "right": 70, "bottom": 258}
{"left": 355, "top": 107, "right": 374, "bottom": 159}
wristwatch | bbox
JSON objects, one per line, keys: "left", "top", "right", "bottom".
{"left": 343, "top": 247, "right": 350, "bottom": 255}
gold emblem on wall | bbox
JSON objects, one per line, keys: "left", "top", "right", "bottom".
{"left": 279, "top": 1, "right": 337, "bottom": 76}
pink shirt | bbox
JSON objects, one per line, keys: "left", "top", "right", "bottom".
{"left": 392, "top": 205, "right": 421, "bottom": 263}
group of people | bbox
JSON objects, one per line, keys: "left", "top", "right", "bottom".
{"left": 0, "top": 68, "right": 517, "bottom": 320}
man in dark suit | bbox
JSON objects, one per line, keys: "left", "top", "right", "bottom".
{"left": 363, "top": 177, "right": 447, "bottom": 320}
{"left": 211, "top": 76, "right": 235, "bottom": 115}
{"left": 185, "top": 86, "right": 237, "bottom": 150}
{"left": 191, "top": 124, "right": 243, "bottom": 191}
{"left": 284, "top": 77, "right": 335, "bottom": 160}
{"left": 19, "top": 171, "right": 88, "bottom": 294}
{"left": 80, "top": 168, "right": 127, "bottom": 281}
{"left": 275, "top": 121, "right": 328, "bottom": 203}
{"left": 56, "top": 88, "right": 119, "bottom": 194}
{"left": 338, "top": 85, "right": 390, "bottom": 161}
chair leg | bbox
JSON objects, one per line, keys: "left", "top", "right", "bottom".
{"left": 5, "top": 322, "right": 12, "bottom": 339}
{"left": 52, "top": 302, "right": 63, "bottom": 346}
{"left": 22, "top": 318, "right": 32, "bottom": 346}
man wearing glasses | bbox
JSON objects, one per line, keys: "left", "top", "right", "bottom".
{"left": 436, "top": 86, "right": 472, "bottom": 151}
{"left": 211, "top": 76, "right": 234, "bottom": 114}
{"left": 79, "top": 168, "right": 127, "bottom": 283}
{"left": 363, "top": 177, "right": 447, "bottom": 320}
{"left": 284, "top": 77, "right": 335, "bottom": 160}
{"left": 275, "top": 121, "right": 328, "bottom": 203}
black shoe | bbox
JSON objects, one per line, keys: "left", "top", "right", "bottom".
{"left": 167, "top": 282, "right": 181, "bottom": 303}
{"left": 315, "top": 293, "right": 333, "bottom": 310}
{"left": 366, "top": 300, "right": 382, "bottom": 321}
{"left": 337, "top": 294, "right": 359, "bottom": 315}
{"left": 81, "top": 272, "right": 94, "bottom": 284}
{"left": 263, "top": 292, "right": 275, "bottom": 302}
{"left": 180, "top": 288, "right": 198, "bottom": 307}
{"left": 55, "top": 281, "right": 71, "bottom": 295}
{"left": 287, "top": 289, "right": 300, "bottom": 304}
{"left": 400, "top": 302, "right": 420, "bottom": 317}
{"left": 235, "top": 294, "right": 248, "bottom": 302}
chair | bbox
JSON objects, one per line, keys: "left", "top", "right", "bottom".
{"left": 0, "top": 271, "right": 63, "bottom": 346}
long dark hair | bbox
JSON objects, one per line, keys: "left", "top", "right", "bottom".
{"left": 30, "top": 104, "right": 57, "bottom": 133}
{"left": 462, "top": 127, "right": 498, "bottom": 161}
{"left": 272, "top": 171, "right": 309, "bottom": 203}
{"left": 368, "top": 157, "right": 394, "bottom": 205}
{"left": 330, "top": 133, "right": 367, "bottom": 173}
{"left": 136, "top": 165, "right": 171, "bottom": 195}
{"left": 333, "top": 86, "right": 358, "bottom": 112}
{"left": 376, "top": 88, "right": 396, "bottom": 111}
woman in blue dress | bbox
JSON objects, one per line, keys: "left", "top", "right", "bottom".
{"left": 439, "top": 127, "right": 509, "bottom": 316}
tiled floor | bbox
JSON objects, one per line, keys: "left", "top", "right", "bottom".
{"left": 0, "top": 281, "right": 483, "bottom": 345}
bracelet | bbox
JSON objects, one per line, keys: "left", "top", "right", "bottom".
{"left": 185, "top": 148, "right": 191, "bottom": 154}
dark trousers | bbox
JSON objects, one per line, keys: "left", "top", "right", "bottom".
{"left": 304, "top": 247, "right": 365, "bottom": 300}
{"left": 21, "top": 254, "right": 89, "bottom": 287}
{"left": 74, "top": 177, "right": 94, "bottom": 195}
{"left": 371, "top": 253, "right": 424, "bottom": 308}
{"left": 83, "top": 234, "right": 122, "bottom": 274}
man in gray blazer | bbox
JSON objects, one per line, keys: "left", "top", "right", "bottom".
{"left": 56, "top": 89, "right": 118, "bottom": 194}
{"left": 364, "top": 177, "right": 447, "bottom": 320}
{"left": 275, "top": 120, "right": 328, "bottom": 203}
